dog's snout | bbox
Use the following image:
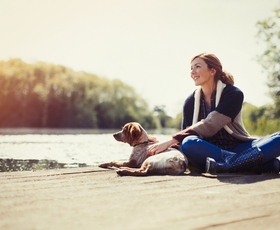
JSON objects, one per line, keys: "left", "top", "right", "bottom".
{"left": 113, "top": 132, "right": 123, "bottom": 142}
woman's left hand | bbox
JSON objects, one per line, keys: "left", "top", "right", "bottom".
{"left": 147, "top": 138, "right": 178, "bottom": 155}
{"left": 146, "top": 142, "right": 167, "bottom": 155}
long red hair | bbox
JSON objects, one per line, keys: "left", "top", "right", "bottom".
{"left": 191, "top": 53, "right": 234, "bottom": 85}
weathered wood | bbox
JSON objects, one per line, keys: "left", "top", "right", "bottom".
{"left": 1, "top": 167, "right": 279, "bottom": 230}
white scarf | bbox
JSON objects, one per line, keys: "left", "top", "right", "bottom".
{"left": 192, "top": 80, "right": 233, "bottom": 134}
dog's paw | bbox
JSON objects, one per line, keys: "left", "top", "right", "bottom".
{"left": 99, "top": 163, "right": 109, "bottom": 168}
{"left": 116, "top": 168, "right": 125, "bottom": 176}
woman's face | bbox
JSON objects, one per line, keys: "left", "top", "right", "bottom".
{"left": 190, "top": 57, "right": 214, "bottom": 87}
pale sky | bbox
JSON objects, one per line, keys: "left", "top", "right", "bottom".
{"left": 0, "top": 0, "right": 279, "bottom": 117}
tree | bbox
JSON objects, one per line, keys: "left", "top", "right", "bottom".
{"left": 0, "top": 59, "right": 157, "bottom": 129}
{"left": 242, "top": 102, "right": 280, "bottom": 136}
{"left": 256, "top": 6, "right": 280, "bottom": 117}
{"left": 153, "top": 105, "right": 173, "bottom": 128}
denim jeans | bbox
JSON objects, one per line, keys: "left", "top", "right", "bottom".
{"left": 180, "top": 132, "right": 280, "bottom": 171}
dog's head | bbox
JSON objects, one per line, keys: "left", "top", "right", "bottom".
{"left": 113, "top": 122, "right": 158, "bottom": 146}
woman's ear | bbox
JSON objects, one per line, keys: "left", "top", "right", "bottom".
{"left": 210, "top": 68, "right": 216, "bottom": 76}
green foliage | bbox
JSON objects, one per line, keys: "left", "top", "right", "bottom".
{"left": 256, "top": 6, "right": 280, "bottom": 118}
{"left": 153, "top": 105, "right": 174, "bottom": 129}
{"left": 0, "top": 59, "right": 157, "bottom": 129}
{"left": 173, "top": 112, "right": 183, "bottom": 130}
{"left": 242, "top": 102, "right": 280, "bottom": 136}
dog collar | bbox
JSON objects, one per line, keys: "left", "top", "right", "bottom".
{"left": 133, "top": 141, "right": 149, "bottom": 147}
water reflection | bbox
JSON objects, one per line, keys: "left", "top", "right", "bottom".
{"left": 0, "top": 158, "right": 88, "bottom": 172}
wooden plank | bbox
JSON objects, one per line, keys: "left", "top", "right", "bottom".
{"left": 0, "top": 167, "right": 279, "bottom": 230}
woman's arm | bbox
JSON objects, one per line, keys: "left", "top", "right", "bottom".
{"left": 147, "top": 128, "right": 199, "bottom": 154}
{"left": 146, "top": 138, "right": 178, "bottom": 155}
{"left": 182, "top": 93, "right": 195, "bottom": 129}
{"left": 191, "top": 111, "right": 231, "bottom": 137}
{"left": 173, "top": 85, "right": 244, "bottom": 141}
{"left": 191, "top": 85, "right": 244, "bottom": 137}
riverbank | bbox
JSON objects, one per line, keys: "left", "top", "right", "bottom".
{"left": 1, "top": 167, "right": 279, "bottom": 230}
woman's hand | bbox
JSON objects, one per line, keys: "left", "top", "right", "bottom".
{"left": 147, "top": 138, "right": 178, "bottom": 155}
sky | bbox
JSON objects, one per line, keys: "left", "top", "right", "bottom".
{"left": 0, "top": 0, "right": 279, "bottom": 117}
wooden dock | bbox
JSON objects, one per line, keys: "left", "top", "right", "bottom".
{"left": 1, "top": 167, "right": 279, "bottom": 230}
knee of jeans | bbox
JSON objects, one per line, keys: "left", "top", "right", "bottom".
{"left": 180, "top": 136, "right": 201, "bottom": 155}
{"left": 268, "top": 131, "right": 280, "bottom": 143}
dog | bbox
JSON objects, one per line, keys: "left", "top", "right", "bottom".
{"left": 99, "top": 122, "right": 188, "bottom": 176}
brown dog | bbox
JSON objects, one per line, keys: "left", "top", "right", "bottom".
{"left": 99, "top": 122, "right": 188, "bottom": 176}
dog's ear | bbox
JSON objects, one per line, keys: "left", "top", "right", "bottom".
{"left": 130, "top": 125, "right": 142, "bottom": 142}
{"left": 125, "top": 123, "right": 142, "bottom": 145}
{"left": 148, "top": 136, "right": 158, "bottom": 143}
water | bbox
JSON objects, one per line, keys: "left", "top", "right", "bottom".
{"left": 0, "top": 128, "right": 174, "bottom": 172}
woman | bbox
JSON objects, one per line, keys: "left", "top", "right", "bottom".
{"left": 147, "top": 53, "right": 280, "bottom": 174}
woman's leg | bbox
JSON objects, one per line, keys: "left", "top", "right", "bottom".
{"left": 207, "top": 132, "right": 280, "bottom": 174}
{"left": 250, "top": 132, "right": 280, "bottom": 173}
{"left": 232, "top": 132, "right": 280, "bottom": 168}
{"left": 180, "top": 135, "right": 223, "bottom": 171}
{"left": 250, "top": 132, "right": 280, "bottom": 163}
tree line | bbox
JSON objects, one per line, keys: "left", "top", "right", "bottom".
{"left": 0, "top": 59, "right": 158, "bottom": 129}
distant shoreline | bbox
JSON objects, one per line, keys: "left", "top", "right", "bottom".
{"left": 0, "top": 127, "right": 179, "bottom": 135}
{"left": 0, "top": 128, "right": 118, "bottom": 135}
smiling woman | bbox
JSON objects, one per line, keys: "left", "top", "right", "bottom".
{"left": 147, "top": 53, "right": 280, "bottom": 175}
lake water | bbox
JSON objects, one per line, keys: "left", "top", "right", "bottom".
{"left": 0, "top": 128, "right": 176, "bottom": 172}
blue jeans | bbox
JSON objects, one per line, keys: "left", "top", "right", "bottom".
{"left": 180, "top": 132, "right": 280, "bottom": 171}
